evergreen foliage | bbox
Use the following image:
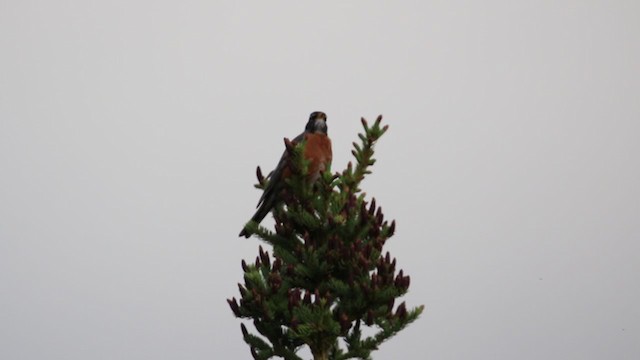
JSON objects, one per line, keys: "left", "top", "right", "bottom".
{"left": 229, "top": 116, "right": 423, "bottom": 360}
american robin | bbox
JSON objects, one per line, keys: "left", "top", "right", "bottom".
{"left": 239, "top": 111, "right": 332, "bottom": 238}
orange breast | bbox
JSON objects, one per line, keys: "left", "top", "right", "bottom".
{"left": 304, "top": 133, "right": 332, "bottom": 180}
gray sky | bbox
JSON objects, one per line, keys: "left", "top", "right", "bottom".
{"left": 1, "top": 1, "right": 639, "bottom": 359}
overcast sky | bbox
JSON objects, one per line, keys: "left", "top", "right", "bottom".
{"left": 1, "top": 1, "right": 639, "bottom": 359}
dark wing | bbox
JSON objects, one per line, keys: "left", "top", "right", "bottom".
{"left": 255, "top": 131, "right": 305, "bottom": 209}
{"left": 239, "top": 131, "right": 305, "bottom": 237}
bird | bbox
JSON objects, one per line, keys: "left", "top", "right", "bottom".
{"left": 239, "top": 111, "right": 332, "bottom": 238}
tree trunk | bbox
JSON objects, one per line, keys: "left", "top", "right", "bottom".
{"left": 312, "top": 350, "right": 328, "bottom": 360}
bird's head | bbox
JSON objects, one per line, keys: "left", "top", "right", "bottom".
{"left": 305, "top": 111, "right": 328, "bottom": 134}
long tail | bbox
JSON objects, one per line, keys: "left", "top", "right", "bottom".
{"left": 238, "top": 195, "right": 278, "bottom": 238}
{"left": 238, "top": 149, "right": 289, "bottom": 238}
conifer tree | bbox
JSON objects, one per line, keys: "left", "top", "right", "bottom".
{"left": 229, "top": 116, "right": 423, "bottom": 360}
